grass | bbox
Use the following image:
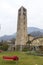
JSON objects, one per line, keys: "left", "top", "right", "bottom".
{"left": 0, "top": 51, "right": 43, "bottom": 65}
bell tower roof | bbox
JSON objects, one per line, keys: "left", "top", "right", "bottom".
{"left": 19, "top": 6, "right": 26, "bottom": 11}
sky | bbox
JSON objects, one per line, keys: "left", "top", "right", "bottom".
{"left": 0, "top": 0, "right": 43, "bottom": 36}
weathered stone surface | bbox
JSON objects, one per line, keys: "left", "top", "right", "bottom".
{"left": 15, "top": 6, "right": 27, "bottom": 50}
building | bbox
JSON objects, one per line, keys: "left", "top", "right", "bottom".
{"left": 15, "top": 6, "right": 27, "bottom": 51}
{"left": 31, "top": 37, "right": 43, "bottom": 51}
{"left": 7, "top": 6, "right": 43, "bottom": 52}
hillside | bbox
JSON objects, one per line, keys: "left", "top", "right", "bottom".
{"left": 0, "top": 27, "right": 43, "bottom": 41}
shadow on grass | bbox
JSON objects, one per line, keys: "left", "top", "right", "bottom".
{"left": 2, "top": 60, "right": 18, "bottom": 65}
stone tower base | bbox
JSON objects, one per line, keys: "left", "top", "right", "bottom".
{"left": 15, "top": 44, "right": 30, "bottom": 51}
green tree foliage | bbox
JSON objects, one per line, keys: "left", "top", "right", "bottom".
{"left": 2, "top": 41, "right": 9, "bottom": 51}
{"left": 0, "top": 41, "right": 9, "bottom": 51}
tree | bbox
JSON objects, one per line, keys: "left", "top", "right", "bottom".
{"left": 11, "top": 38, "right": 15, "bottom": 44}
{"left": 2, "top": 41, "right": 9, "bottom": 51}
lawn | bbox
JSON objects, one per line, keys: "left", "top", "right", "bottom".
{"left": 0, "top": 51, "right": 43, "bottom": 65}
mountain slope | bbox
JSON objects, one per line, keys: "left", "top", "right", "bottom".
{"left": 27, "top": 27, "right": 43, "bottom": 34}
{"left": 0, "top": 27, "right": 43, "bottom": 41}
{"left": 27, "top": 27, "right": 43, "bottom": 37}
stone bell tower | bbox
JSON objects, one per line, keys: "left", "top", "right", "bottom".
{"left": 15, "top": 6, "right": 27, "bottom": 51}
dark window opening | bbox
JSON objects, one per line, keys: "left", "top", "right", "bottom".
{"left": 23, "top": 8, "right": 26, "bottom": 12}
{"left": 23, "top": 12, "right": 26, "bottom": 16}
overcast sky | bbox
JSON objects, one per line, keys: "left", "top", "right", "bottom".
{"left": 0, "top": 0, "right": 43, "bottom": 36}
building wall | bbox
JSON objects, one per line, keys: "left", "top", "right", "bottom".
{"left": 31, "top": 37, "right": 43, "bottom": 51}
{"left": 15, "top": 6, "right": 27, "bottom": 50}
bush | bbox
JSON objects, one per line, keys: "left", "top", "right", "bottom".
{"left": 22, "top": 45, "right": 30, "bottom": 51}
{"left": 2, "top": 43, "right": 9, "bottom": 51}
